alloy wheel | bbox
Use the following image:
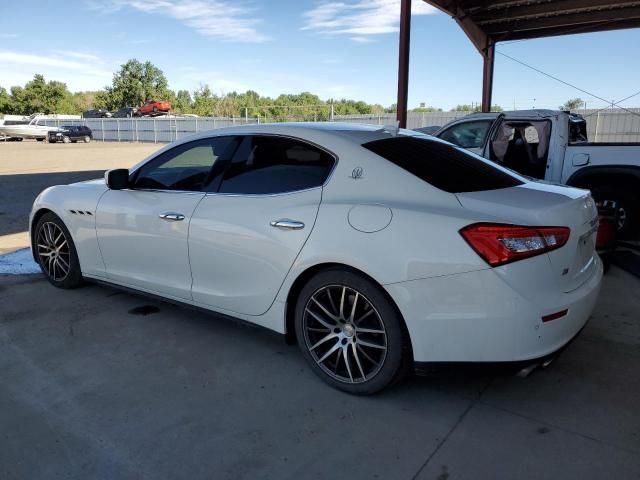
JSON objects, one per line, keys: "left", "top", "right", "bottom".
{"left": 303, "top": 285, "right": 388, "bottom": 384}
{"left": 37, "top": 222, "right": 71, "bottom": 281}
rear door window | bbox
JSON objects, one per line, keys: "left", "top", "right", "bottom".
{"left": 363, "top": 136, "right": 523, "bottom": 193}
{"left": 219, "top": 135, "right": 335, "bottom": 194}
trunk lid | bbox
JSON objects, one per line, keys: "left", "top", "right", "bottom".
{"left": 456, "top": 182, "right": 599, "bottom": 292}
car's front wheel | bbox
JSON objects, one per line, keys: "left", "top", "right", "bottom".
{"left": 63, "top": 136, "right": 70, "bottom": 144}
{"left": 33, "top": 212, "right": 83, "bottom": 288}
{"left": 295, "top": 269, "right": 408, "bottom": 394}
{"left": 83, "top": 136, "right": 91, "bottom": 143}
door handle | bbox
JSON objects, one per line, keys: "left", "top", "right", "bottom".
{"left": 270, "top": 219, "right": 305, "bottom": 230}
{"left": 159, "top": 212, "right": 185, "bottom": 221}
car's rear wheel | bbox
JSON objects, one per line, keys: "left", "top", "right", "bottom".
{"left": 83, "top": 136, "right": 91, "bottom": 143}
{"left": 33, "top": 212, "right": 83, "bottom": 289}
{"left": 294, "top": 269, "right": 408, "bottom": 394}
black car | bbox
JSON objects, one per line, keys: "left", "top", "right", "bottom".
{"left": 47, "top": 126, "right": 93, "bottom": 143}
{"left": 82, "top": 109, "right": 112, "bottom": 118}
{"left": 112, "top": 107, "right": 138, "bottom": 118}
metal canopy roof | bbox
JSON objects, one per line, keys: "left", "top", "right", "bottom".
{"left": 425, "top": 0, "right": 640, "bottom": 53}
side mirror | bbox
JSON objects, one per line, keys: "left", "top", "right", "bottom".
{"left": 105, "top": 169, "right": 130, "bottom": 190}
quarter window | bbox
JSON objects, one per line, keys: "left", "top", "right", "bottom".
{"left": 363, "top": 136, "right": 523, "bottom": 193}
{"left": 219, "top": 136, "right": 335, "bottom": 194}
{"left": 133, "top": 136, "right": 236, "bottom": 191}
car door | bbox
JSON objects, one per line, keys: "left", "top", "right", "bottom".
{"left": 189, "top": 134, "right": 336, "bottom": 316}
{"left": 95, "top": 136, "right": 238, "bottom": 299}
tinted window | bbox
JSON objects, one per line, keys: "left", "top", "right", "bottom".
{"left": 363, "top": 136, "right": 523, "bottom": 193}
{"left": 133, "top": 136, "right": 236, "bottom": 191}
{"left": 438, "top": 120, "right": 493, "bottom": 149}
{"left": 219, "top": 136, "right": 335, "bottom": 194}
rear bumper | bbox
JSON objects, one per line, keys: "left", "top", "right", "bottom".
{"left": 384, "top": 254, "right": 603, "bottom": 363}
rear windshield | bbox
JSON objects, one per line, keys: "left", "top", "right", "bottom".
{"left": 362, "top": 136, "right": 523, "bottom": 193}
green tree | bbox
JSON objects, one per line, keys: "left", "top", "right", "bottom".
{"left": 451, "top": 103, "right": 503, "bottom": 112}
{"left": 174, "top": 89, "right": 193, "bottom": 113}
{"left": 451, "top": 104, "right": 480, "bottom": 112}
{"left": 192, "top": 85, "right": 216, "bottom": 116}
{"left": 6, "top": 74, "right": 73, "bottom": 114}
{"left": 105, "top": 59, "right": 171, "bottom": 109}
{"left": 0, "top": 87, "right": 12, "bottom": 113}
{"left": 559, "top": 98, "right": 585, "bottom": 111}
{"left": 411, "top": 106, "right": 442, "bottom": 112}
{"left": 384, "top": 103, "right": 397, "bottom": 113}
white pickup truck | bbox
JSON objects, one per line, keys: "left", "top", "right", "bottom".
{"left": 432, "top": 109, "right": 640, "bottom": 237}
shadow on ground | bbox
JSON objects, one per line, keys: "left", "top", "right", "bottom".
{"left": 0, "top": 171, "right": 104, "bottom": 237}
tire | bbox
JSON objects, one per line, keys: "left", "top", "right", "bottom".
{"left": 153, "top": 106, "right": 158, "bottom": 113}
{"left": 63, "top": 136, "right": 70, "bottom": 144}
{"left": 592, "top": 188, "right": 639, "bottom": 239}
{"left": 294, "top": 269, "right": 408, "bottom": 394}
{"left": 84, "top": 136, "right": 91, "bottom": 143}
{"left": 33, "top": 212, "right": 83, "bottom": 289}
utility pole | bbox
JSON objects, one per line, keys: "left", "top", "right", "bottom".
{"left": 396, "top": 0, "right": 411, "bottom": 128}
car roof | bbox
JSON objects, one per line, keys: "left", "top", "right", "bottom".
{"left": 173, "top": 122, "right": 430, "bottom": 145}
{"left": 462, "top": 109, "right": 564, "bottom": 120}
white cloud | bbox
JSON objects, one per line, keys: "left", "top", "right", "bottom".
{"left": 0, "top": 33, "right": 18, "bottom": 38}
{"left": 92, "top": 0, "right": 269, "bottom": 43}
{"left": 57, "top": 51, "right": 102, "bottom": 62}
{"left": 0, "top": 50, "right": 113, "bottom": 91}
{"left": 349, "top": 36, "right": 373, "bottom": 43}
{"left": 0, "top": 51, "right": 94, "bottom": 71}
{"left": 173, "top": 68, "right": 250, "bottom": 93}
{"left": 302, "top": 0, "right": 437, "bottom": 40}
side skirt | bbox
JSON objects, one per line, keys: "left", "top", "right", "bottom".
{"left": 85, "top": 276, "right": 287, "bottom": 343}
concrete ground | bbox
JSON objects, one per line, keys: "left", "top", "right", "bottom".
{"left": 0, "top": 141, "right": 162, "bottom": 254}
{"left": 1, "top": 142, "right": 640, "bottom": 479}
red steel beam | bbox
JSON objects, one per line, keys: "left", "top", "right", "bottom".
{"left": 481, "top": 40, "right": 495, "bottom": 112}
{"left": 397, "top": 0, "right": 412, "bottom": 128}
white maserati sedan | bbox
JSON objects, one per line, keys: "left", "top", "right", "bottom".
{"left": 30, "top": 123, "right": 603, "bottom": 394}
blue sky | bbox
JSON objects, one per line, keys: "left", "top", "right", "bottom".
{"left": 0, "top": 0, "right": 638, "bottom": 110}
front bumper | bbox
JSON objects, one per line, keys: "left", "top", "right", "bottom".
{"left": 384, "top": 255, "right": 603, "bottom": 363}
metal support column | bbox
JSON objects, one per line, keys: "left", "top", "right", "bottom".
{"left": 481, "top": 40, "right": 495, "bottom": 113}
{"left": 396, "top": 0, "right": 411, "bottom": 128}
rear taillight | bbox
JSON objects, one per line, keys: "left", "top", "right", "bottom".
{"left": 460, "top": 223, "right": 570, "bottom": 267}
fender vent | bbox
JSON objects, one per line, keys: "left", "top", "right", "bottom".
{"left": 69, "top": 210, "right": 93, "bottom": 216}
